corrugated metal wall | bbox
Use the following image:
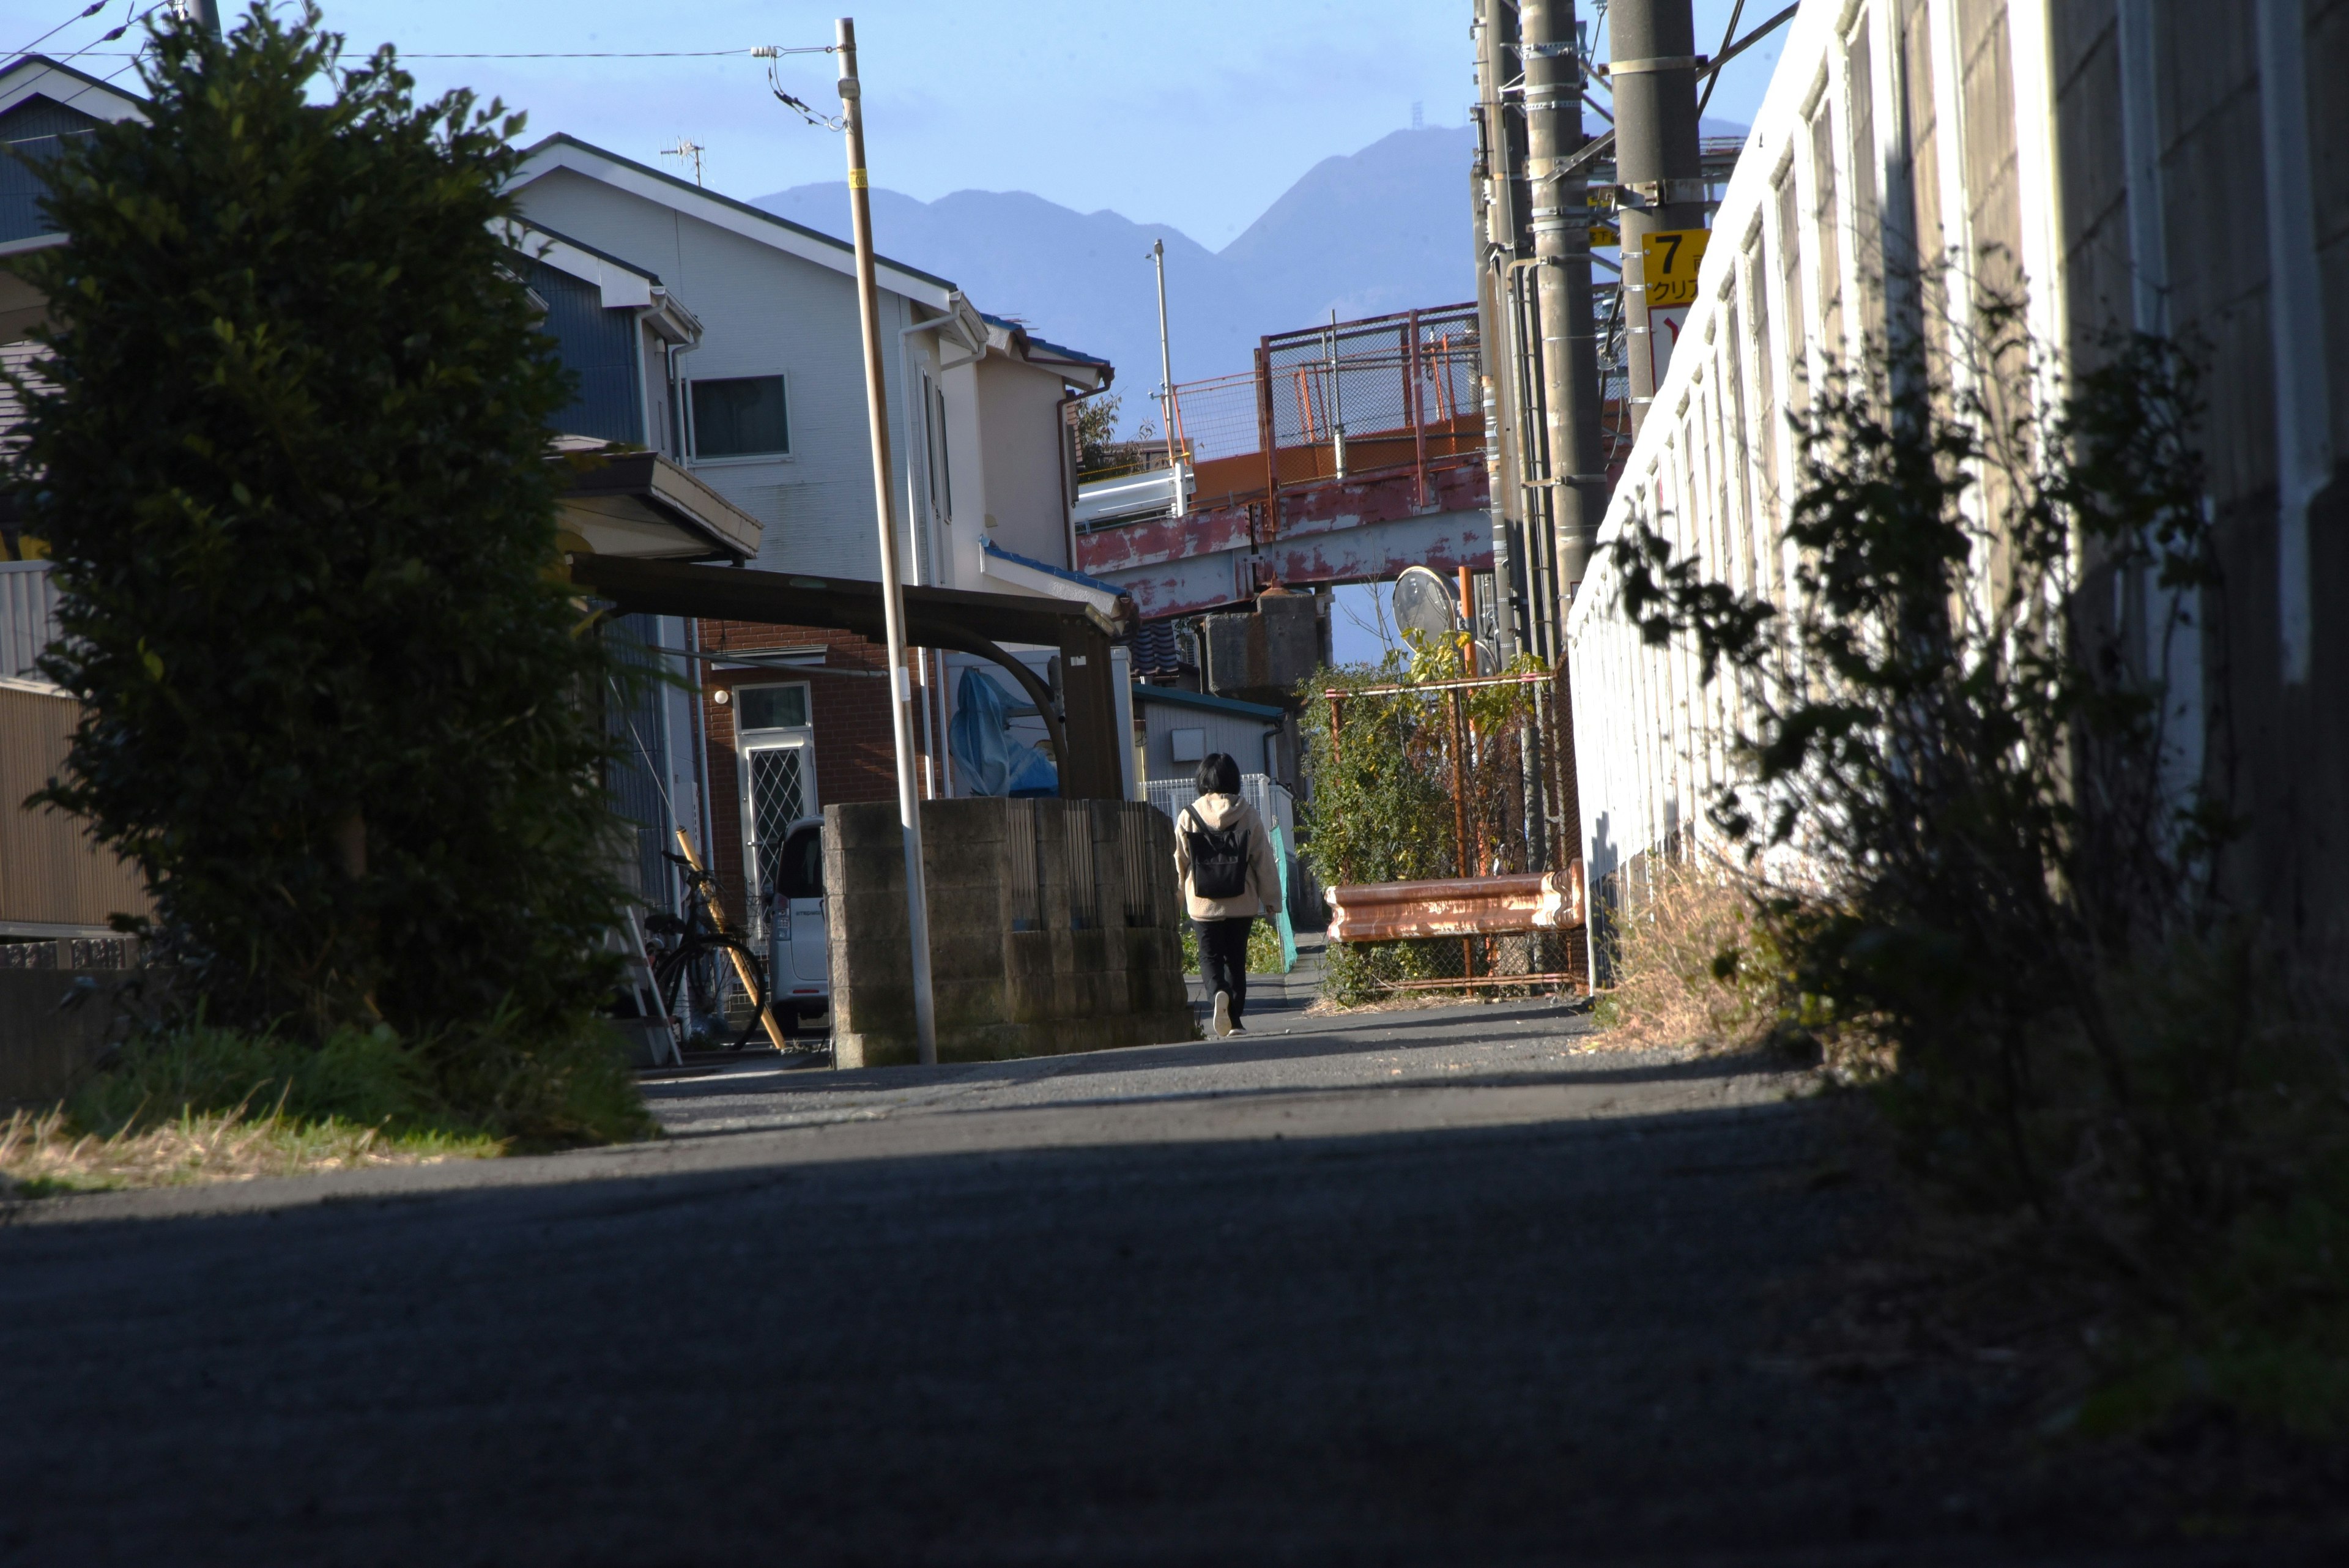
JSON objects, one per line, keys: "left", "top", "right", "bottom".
{"left": 0, "top": 681, "right": 149, "bottom": 935}
{"left": 527, "top": 257, "right": 643, "bottom": 445}
{"left": 0, "top": 562, "right": 60, "bottom": 680}
{"left": 0, "top": 94, "right": 103, "bottom": 246}
{"left": 604, "top": 612, "right": 675, "bottom": 912}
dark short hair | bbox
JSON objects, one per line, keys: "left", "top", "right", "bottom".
{"left": 1195, "top": 752, "right": 1241, "bottom": 795}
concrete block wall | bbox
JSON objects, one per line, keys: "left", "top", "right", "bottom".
{"left": 825, "top": 797, "right": 1193, "bottom": 1068}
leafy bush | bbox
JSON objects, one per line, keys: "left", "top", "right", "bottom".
{"left": 1607, "top": 298, "right": 2349, "bottom": 1431}
{"left": 1300, "top": 634, "right": 1564, "bottom": 1005}
{"left": 7, "top": 8, "right": 633, "bottom": 1073}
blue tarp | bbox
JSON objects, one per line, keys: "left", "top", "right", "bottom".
{"left": 949, "top": 666, "right": 1058, "bottom": 798}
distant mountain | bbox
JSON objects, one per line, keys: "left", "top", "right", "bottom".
{"left": 754, "top": 183, "right": 1260, "bottom": 396}
{"left": 752, "top": 119, "right": 1746, "bottom": 428}
{"left": 1218, "top": 127, "right": 1482, "bottom": 329}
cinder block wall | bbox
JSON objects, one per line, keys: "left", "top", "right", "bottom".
{"left": 825, "top": 798, "right": 1194, "bottom": 1068}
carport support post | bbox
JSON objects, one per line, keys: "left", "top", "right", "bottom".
{"left": 839, "top": 17, "right": 938, "bottom": 1066}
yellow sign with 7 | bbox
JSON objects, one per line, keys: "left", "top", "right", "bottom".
{"left": 1641, "top": 228, "right": 1712, "bottom": 308}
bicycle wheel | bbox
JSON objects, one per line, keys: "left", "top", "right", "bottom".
{"left": 711, "top": 935, "right": 770, "bottom": 1049}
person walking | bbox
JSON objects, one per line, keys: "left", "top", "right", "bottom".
{"left": 1173, "top": 752, "right": 1283, "bottom": 1038}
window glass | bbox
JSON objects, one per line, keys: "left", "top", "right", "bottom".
{"left": 738, "top": 684, "right": 808, "bottom": 731}
{"left": 691, "top": 374, "right": 789, "bottom": 458}
{"left": 780, "top": 825, "right": 824, "bottom": 899}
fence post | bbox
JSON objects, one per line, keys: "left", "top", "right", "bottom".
{"left": 1255, "top": 338, "right": 1278, "bottom": 533}
{"left": 1407, "top": 310, "right": 1428, "bottom": 507}
{"left": 1448, "top": 686, "right": 1476, "bottom": 978}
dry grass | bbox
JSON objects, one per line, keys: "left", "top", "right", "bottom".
{"left": 1590, "top": 856, "right": 1776, "bottom": 1052}
{"left": 0, "top": 1098, "right": 501, "bottom": 1197}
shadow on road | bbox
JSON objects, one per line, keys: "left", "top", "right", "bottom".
{"left": 0, "top": 1094, "right": 2006, "bottom": 1566}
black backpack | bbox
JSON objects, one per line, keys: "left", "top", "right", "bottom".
{"left": 1181, "top": 808, "right": 1250, "bottom": 900}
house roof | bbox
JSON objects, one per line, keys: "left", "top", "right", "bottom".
{"left": 1130, "top": 683, "right": 1285, "bottom": 721}
{"left": 512, "top": 133, "right": 959, "bottom": 309}
{"left": 1, "top": 54, "right": 149, "bottom": 253}
{"left": 497, "top": 218, "right": 699, "bottom": 346}
{"left": 974, "top": 311, "right": 1112, "bottom": 389}
{"left": 0, "top": 53, "right": 150, "bottom": 127}
{"left": 502, "top": 217, "right": 663, "bottom": 294}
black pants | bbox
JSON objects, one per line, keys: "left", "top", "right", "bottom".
{"left": 1195, "top": 916, "right": 1254, "bottom": 1022}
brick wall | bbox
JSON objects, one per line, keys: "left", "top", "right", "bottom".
{"left": 696, "top": 619, "right": 947, "bottom": 924}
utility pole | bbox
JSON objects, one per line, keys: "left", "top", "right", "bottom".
{"left": 1149, "top": 238, "right": 1184, "bottom": 516}
{"left": 184, "top": 0, "right": 221, "bottom": 35}
{"left": 1611, "top": 0, "right": 1707, "bottom": 439}
{"left": 836, "top": 16, "right": 938, "bottom": 1067}
{"left": 1523, "top": 0, "right": 1605, "bottom": 599}
{"left": 1474, "top": 0, "right": 1554, "bottom": 874}
{"left": 1470, "top": 7, "right": 1519, "bottom": 666}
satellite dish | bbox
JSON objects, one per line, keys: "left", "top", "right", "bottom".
{"left": 1391, "top": 565, "right": 1461, "bottom": 645}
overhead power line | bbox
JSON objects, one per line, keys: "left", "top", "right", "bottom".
{"left": 6, "top": 0, "right": 108, "bottom": 62}
{"left": 60, "top": 43, "right": 835, "bottom": 60}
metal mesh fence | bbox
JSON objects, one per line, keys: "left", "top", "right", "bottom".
{"left": 1087, "top": 303, "right": 1486, "bottom": 515}
{"left": 1322, "top": 929, "right": 1586, "bottom": 1005}
{"left": 1308, "top": 668, "right": 1589, "bottom": 1002}
{"left": 1260, "top": 305, "right": 1482, "bottom": 467}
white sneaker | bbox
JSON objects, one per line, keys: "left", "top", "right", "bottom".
{"left": 1211, "top": 990, "right": 1231, "bottom": 1038}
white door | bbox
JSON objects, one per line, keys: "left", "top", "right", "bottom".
{"left": 740, "top": 730, "right": 816, "bottom": 942}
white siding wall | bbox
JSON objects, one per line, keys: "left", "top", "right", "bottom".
{"left": 1565, "top": 0, "right": 2060, "bottom": 903}
{"left": 514, "top": 169, "right": 921, "bottom": 584}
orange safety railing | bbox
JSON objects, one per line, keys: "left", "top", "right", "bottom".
{"left": 1085, "top": 303, "right": 1486, "bottom": 521}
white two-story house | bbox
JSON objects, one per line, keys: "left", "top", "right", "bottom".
{"left": 507, "top": 135, "right": 1129, "bottom": 931}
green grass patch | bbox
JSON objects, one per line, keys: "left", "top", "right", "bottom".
{"left": 3, "top": 1013, "right": 653, "bottom": 1195}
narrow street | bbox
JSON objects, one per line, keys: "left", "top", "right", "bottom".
{"left": 0, "top": 1000, "right": 2194, "bottom": 1564}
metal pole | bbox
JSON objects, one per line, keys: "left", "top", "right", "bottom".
{"left": 188, "top": 0, "right": 223, "bottom": 35}
{"left": 1524, "top": 0, "right": 1605, "bottom": 598}
{"left": 1327, "top": 310, "right": 1348, "bottom": 478}
{"left": 836, "top": 17, "right": 938, "bottom": 1066}
{"left": 1611, "top": 0, "right": 1707, "bottom": 440}
{"left": 1150, "top": 239, "right": 1186, "bottom": 518}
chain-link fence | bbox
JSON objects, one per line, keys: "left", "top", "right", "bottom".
{"left": 1305, "top": 664, "right": 1589, "bottom": 1003}
{"left": 1081, "top": 303, "right": 1487, "bottom": 519}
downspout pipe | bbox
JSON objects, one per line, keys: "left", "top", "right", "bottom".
{"left": 2255, "top": 0, "right": 2334, "bottom": 687}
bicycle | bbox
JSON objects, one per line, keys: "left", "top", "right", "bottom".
{"left": 641, "top": 851, "right": 772, "bottom": 1052}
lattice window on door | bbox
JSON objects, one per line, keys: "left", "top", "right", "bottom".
{"left": 747, "top": 746, "right": 806, "bottom": 935}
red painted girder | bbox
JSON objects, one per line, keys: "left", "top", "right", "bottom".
{"left": 1100, "top": 509, "right": 1494, "bottom": 619}
{"left": 1076, "top": 461, "right": 1491, "bottom": 576}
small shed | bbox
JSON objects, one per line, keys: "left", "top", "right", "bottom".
{"left": 1130, "top": 683, "right": 1288, "bottom": 791}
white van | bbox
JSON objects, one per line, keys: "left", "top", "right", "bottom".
{"left": 763, "top": 816, "right": 830, "bottom": 1035}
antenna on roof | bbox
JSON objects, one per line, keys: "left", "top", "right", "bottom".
{"left": 660, "top": 137, "right": 707, "bottom": 187}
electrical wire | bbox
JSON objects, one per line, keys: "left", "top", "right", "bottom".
{"left": 762, "top": 47, "right": 842, "bottom": 131}
{"left": 1695, "top": 0, "right": 1745, "bottom": 122}
{"left": 46, "top": 0, "right": 145, "bottom": 69}
{"left": 6, "top": 0, "right": 106, "bottom": 62}
{"left": 63, "top": 43, "right": 836, "bottom": 61}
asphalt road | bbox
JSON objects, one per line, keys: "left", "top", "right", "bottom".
{"left": 0, "top": 997, "right": 2268, "bottom": 1564}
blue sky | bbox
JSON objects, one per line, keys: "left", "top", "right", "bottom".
{"left": 16, "top": 0, "right": 1786, "bottom": 250}
{"left": 15, "top": 0, "right": 1789, "bottom": 667}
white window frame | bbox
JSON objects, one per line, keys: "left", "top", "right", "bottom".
{"left": 687, "top": 370, "right": 793, "bottom": 466}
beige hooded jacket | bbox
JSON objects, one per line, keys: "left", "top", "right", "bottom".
{"left": 1172, "top": 792, "right": 1285, "bottom": 921}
